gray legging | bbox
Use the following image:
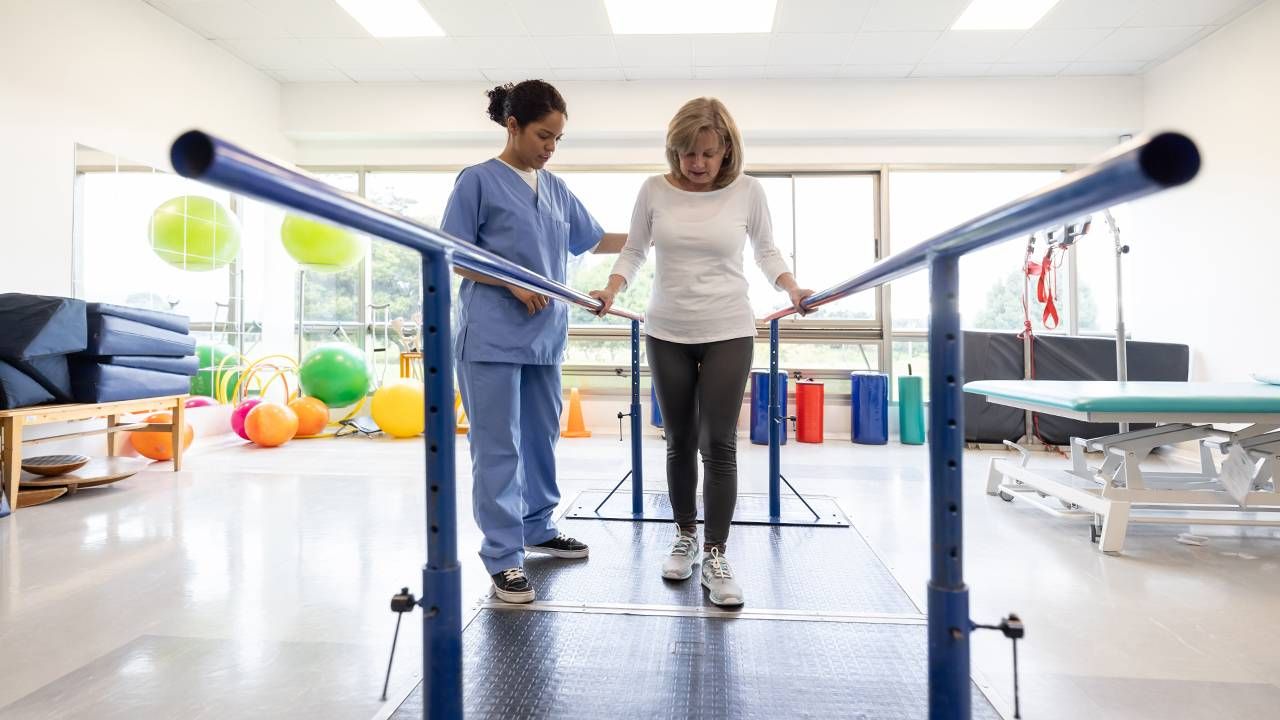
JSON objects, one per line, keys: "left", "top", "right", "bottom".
{"left": 646, "top": 335, "right": 754, "bottom": 548}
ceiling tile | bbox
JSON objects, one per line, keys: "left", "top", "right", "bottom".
{"left": 622, "top": 66, "right": 696, "bottom": 80}
{"left": 162, "top": 0, "right": 287, "bottom": 40}
{"left": 1061, "top": 61, "right": 1146, "bottom": 75}
{"left": 483, "top": 67, "right": 555, "bottom": 83}
{"left": 912, "top": 63, "right": 993, "bottom": 77}
{"left": 1124, "top": 0, "right": 1262, "bottom": 28}
{"left": 216, "top": 37, "right": 333, "bottom": 70}
{"left": 412, "top": 68, "right": 488, "bottom": 81}
{"left": 862, "top": 0, "right": 970, "bottom": 32}
{"left": 380, "top": 38, "right": 475, "bottom": 70}
{"left": 839, "top": 64, "right": 914, "bottom": 78}
{"left": 553, "top": 67, "right": 628, "bottom": 81}
{"left": 511, "top": 0, "right": 613, "bottom": 35}
{"left": 345, "top": 69, "right": 419, "bottom": 83}
{"left": 988, "top": 62, "right": 1068, "bottom": 76}
{"left": 422, "top": 0, "right": 526, "bottom": 36}
{"left": 453, "top": 36, "right": 544, "bottom": 68}
{"left": 294, "top": 38, "right": 407, "bottom": 70}
{"left": 1035, "top": 0, "right": 1144, "bottom": 29}
{"left": 1079, "top": 26, "right": 1202, "bottom": 62}
{"left": 270, "top": 68, "right": 352, "bottom": 82}
{"left": 614, "top": 36, "right": 694, "bottom": 67}
{"left": 695, "top": 66, "right": 768, "bottom": 79}
{"left": 1000, "top": 28, "right": 1111, "bottom": 63}
{"left": 768, "top": 33, "right": 857, "bottom": 65}
{"left": 693, "top": 34, "right": 773, "bottom": 66}
{"left": 538, "top": 37, "right": 618, "bottom": 68}
{"left": 765, "top": 65, "right": 841, "bottom": 78}
{"left": 845, "top": 32, "right": 940, "bottom": 64}
{"left": 247, "top": 0, "right": 367, "bottom": 38}
{"left": 773, "top": 0, "right": 872, "bottom": 33}
{"left": 923, "top": 30, "right": 1022, "bottom": 63}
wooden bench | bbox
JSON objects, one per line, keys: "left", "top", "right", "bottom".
{"left": 0, "top": 395, "right": 187, "bottom": 511}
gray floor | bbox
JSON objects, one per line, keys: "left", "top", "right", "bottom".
{"left": 391, "top": 611, "right": 1001, "bottom": 720}
{"left": 2, "top": 434, "right": 1279, "bottom": 719}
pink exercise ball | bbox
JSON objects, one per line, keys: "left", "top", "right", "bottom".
{"left": 230, "top": 398, "right": 263, "bottom": 440}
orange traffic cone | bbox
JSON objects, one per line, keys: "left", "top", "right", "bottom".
{"left": 561, "top": 387, "right": 591, "bottom": 438}
{"left": 455, "top": 391, "right": 470, "bottom": 435}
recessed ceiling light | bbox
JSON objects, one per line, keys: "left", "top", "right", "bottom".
{"left": 605, "top": 0, "right": 777, "bottom": 35}
{"left": 334, "top": 0, "right": 444, "bottom": 38}
{"left": 952, "top": 0, "right": 1062, "bottom": 31}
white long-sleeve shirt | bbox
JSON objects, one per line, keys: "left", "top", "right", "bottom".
{"left": 610, "top": 174, "right": 791, "bottom": 344}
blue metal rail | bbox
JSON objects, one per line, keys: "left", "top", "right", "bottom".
{"left": 170, "top": 129, "right": 1199, "bottom": 720}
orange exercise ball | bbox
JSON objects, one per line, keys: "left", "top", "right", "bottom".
{"left": 130, "top": 412, "right": 194, "bottom": 461}
{"left": 244, "top": 402, "right": 299, "bottom": 447}
{"left": 289, "top": 396, "right": 329, "bottom": 437}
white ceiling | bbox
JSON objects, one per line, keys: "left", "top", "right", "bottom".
{"left": 143, "top": 0, "right": 1264, "bottom": 83}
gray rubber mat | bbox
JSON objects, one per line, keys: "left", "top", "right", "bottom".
{"left": 524, "top": 518, "right": 917, "bottom": 614}
{"left": 565, "top": 489, "right": 850, "bottom": 527}
{"left": 390, "top": 609, "right": 1001, "bottom": 720}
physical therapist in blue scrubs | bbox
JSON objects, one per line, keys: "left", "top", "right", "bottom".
{"left": 441, "top": 80, "right": 626, "bottom": 603}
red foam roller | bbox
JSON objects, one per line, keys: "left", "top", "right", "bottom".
{"left": 796, "top": 381, "right": 824, "bottom": 444}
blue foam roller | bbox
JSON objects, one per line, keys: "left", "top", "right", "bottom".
{"left": 650, "top": 385, "right": 663, "bottom": 428}
{"left": 750, "top": 370, "right": 787, "bottom": 446}
{"left": 851, "top": 372, "right": 889, "bottom": 445}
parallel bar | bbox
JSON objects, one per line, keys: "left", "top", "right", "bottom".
{"left": 761, "top": 132, "right": 1199, "bottom": 322}
{"left": 421, "top": 250, "right": 463, "bottom": 720}
{"left": 927, "top": 255, "right": 969, "bottom": 720}
{"left": 768, "top": 319, "right": 782, "bottom": 520}
{"left": 630, "top": 319, "right": 643, "bottom": 517}
{"left": 169, "top": 131, "right": 641, "bottom": 323}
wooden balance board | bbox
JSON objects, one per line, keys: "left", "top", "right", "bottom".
{"left": 19, "top": 456, "right": 148, "bottom": 494}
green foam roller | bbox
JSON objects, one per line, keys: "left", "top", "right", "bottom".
{"left": 898, "top": 375, "right": 926, "bottom": 445}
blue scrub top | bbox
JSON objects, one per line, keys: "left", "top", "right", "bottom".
{"left": 441, "top": 159, "right": 604, "bottom": 365}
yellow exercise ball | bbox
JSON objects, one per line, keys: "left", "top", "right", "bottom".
{"left": 371, "top": 379, "right": 425, "bottom": 438}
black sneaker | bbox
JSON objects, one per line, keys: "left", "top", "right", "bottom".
{"left": 491, "top": 568, "right": 535, "bottom": 603}
{"left": 524, "top": 532, "right": 589, "bottom": 559}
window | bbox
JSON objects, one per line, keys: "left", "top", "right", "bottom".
{"left": 790, "top": 174, "right": 878, "bottom": 321}
{"left": 295, "top": 172, "right": 364, "bottom": 351}
{"left": 1073, "top": 206, "right": 1127, "bottom": 335}
{"left": 558, "top": 171, "right": 652, "bottom": 327}
{"left": 888, "top": 170, "right": 1066, "bottom": 333}
{"left": 365, "top": 172, "right": 457, "bottom": 369}
{"left": 79, "top": 169, "right": 235, "bottom": 325}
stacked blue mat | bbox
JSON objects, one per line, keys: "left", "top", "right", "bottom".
{"left": 0, "top": 293, "right": 88, "bottom": 409}
{"left": 72, "top": 303, "right": 198, "bottom": 403}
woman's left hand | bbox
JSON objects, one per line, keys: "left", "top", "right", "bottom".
{"left": 789, "top": 286, "right": 816, "bottom": 316}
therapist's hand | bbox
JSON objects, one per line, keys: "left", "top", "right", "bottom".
{"left": 587, "top": 288, "right": 616, "bottom": 317}
{"left": 508, "top": 285, "right": 549, "bottom": 315}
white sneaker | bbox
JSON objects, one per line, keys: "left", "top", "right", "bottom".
{"left": 661, "top": 528, "right": 700, "bottom": 580}
{"left": 701, "top": 548, "right": 744, "bottom": 607}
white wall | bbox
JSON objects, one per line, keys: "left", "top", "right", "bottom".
{"left": 1129, "top": 0, "right": 1280, "bottom": 381}
{"left": 0, "top": 0, "right": 292, "bottom": 298}
{"left": 283, "top": 77, "right": 1143, "bottom": 167}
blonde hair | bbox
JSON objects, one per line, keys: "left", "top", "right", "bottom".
{"left": 665, "top": 97, "right": 744, "bottom": 189}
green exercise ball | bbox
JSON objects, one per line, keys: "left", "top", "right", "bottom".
{"left": 299, "top": 343, "right": 371, "bottom": 408}
{"left": 149, "top": 195, "right": 241, "bottom": 271}
{"left": 191, "top": 342, "right": 240, "bottom": 401}
{"left": 281, "top": 214, "right": 367, "bottom": 273}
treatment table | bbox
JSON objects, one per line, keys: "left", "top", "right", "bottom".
{"left": 966, "top": 380, "right": 1280, "bottom": 553}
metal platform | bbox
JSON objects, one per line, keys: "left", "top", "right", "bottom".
{"left": 389, "top": 609, "right": 1001, "bottom": 720}
{"left": 565, "top": 489, "right": 851, "bottom": 527}
{"left": 525, "top": 513, "right": 917, "bottom": 614}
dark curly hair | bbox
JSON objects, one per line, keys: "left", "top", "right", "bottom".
{"left": 485, "top": 80, "right": 567, "bottom": 127}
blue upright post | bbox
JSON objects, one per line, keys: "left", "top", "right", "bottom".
{"left": 630, "top": 319, "right": 644, "bottom": 517}
{"left": 927, "top": 254, "right": 970, "bottom": 720}
{"left": 420, "top": 249, "right": 463, "bottom": 720}
{"left": 768, "top": 319, "right": 781, "bottom": 520}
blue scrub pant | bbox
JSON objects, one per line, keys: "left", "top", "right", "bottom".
{"left": 457, "top": 360, "right": 563, "bottom": 575}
